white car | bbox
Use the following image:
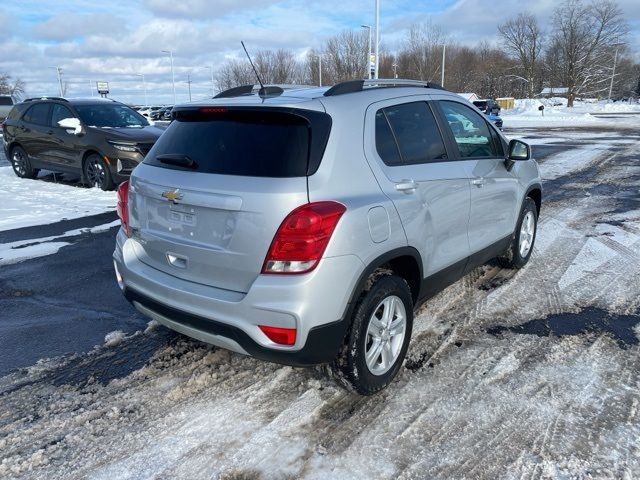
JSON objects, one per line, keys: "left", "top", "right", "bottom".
{"left": 0, "top": 95, "right": 15, "bottom": 121}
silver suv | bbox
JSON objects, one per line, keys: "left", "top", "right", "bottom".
{"left": 113, "top": 80, "right": 541, "bottom": 395}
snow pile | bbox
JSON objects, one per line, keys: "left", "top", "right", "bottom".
{"left": 104, "top": 331, "right": 127, "bottom": 347}
{"left": 501, "top": 98, "right": 640, "bottom": 127}
{"left": 502, "top": 98, "right": 597, "bottom": 123}
{"left": 0, "top": 164, "right": 116, "bottom": 231}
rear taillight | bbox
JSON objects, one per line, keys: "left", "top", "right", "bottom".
{"left": 258, "top": 325, "right": 296, "bottom": 345}
{"left": 117, "top": 180, "right": 130, "bottom": 237}
{"left": 262, "top": 201, "right": 346, "bottom": 274}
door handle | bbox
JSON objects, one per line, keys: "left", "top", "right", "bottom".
{"left": 395, "top": 179, "right": 418, "bottom": 193}
{"left": 471, "top": 177, "right": 485, "bottom": 187}
{"left": 46, "top": 130, "right": 54, "bottom": 135}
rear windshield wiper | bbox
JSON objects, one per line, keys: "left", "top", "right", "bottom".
{"left": 156, "top": 154, "right": 198, "bottom": 169}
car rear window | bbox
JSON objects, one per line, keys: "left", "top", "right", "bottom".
{"left": 0, "top": 97, "right": 13, "bottom": 106}
{"left": 144, "top": 109, "right": 328, "bottom": 177}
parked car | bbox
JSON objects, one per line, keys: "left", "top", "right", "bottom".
{"left": 473, "top": 99, "right": 501, "bottom": 115}
{"left": 151, "top": 106, "right": 172, "bottom": 121}
{"left": 161, "top": 106, "right": 173, "bottom": 121}
{"left": 486, "top": 112, "right": 503, "bottom": 130}
{"left": 139, "top": 106, "right": 163, "bottom": 119}
{"left": 2, "top": 97, "right": 164, "bottom": 190}
{"left": 113, "top": 80, "right": 541, "bottom": 394}
{"left": 0, "top": 95, "right": 15, "bottom": 121}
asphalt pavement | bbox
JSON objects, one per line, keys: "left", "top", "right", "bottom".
{"left": 0, "top": 152, "right": 152, "bottom": 376}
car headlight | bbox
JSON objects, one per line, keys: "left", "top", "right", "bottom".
{"left": 108, "top": 142, "right": 137, "bottom": 153}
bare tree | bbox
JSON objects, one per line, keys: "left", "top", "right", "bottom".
{"left": 255, "top": 49, "right": 300, "bottom": 84}
{"left": 323, "top": 30, "right": 369, "bottom": 84}
{"left": 397, "top": 22, "right": 447, "bottom": 82}
{"left": 215, "top": 59, "right": 256, "bottom": 92}
{"left": 0, "top": 73, "right": 26, "bottom": 99}
{"left": 498, "top": 13, "right": 543, "bottom": 97}
{"left": 550, "top": 0, "right": 628, "bottom": 106}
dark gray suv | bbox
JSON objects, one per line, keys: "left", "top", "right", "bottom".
{"left": 2, "top": 97, "right": 163, "bottom": 190}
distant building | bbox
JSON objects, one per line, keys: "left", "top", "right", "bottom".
{"left": 496, "top": 97, "right": 515, "bottom": 109}
{"left": 457, "top": 92, "right": 479, "bottom": 102}
{"left": 539, "top": 87, "right": 569, "bottom": 97}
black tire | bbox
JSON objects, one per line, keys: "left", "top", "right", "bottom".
{"left": 84, "top": 154, "right": 114, "bottom": 191}
{"left": 497, "top": 197, "right": 538, "bottom": 269}
{"left": 330, "top": 272, "right": 413, "bottom": 395}
{"left": 10, "top": 145, "right": 39, "bottom": 179}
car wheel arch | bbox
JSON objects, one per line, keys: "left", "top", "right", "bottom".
{"left": 525, "top": 184, "right": 542, "bottom": 216}
{"left": 347, "top": 247, "right": 423, "bottom": 311}
{"left": 8, "top": 141, "right": 24, "bottom": 158}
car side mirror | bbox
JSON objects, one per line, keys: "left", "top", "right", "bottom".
{"left": 58, "top": 117, "right": 83, "bottom": 136}
{"left": 508, "top": 139, "right": 530, "bottom": 161}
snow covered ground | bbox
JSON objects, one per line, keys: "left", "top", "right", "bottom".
{"left": 501, "top": 98, "right": 640, "bottom": 128}
{"left": 0, "top": 161, "right": 116, "bottom": 231}
{"left": 1, "top": 126, "right": 640, "bottom": 479}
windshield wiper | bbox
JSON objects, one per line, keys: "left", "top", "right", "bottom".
{"left": 156, "top": 154, "right": 197, "bottom": 169}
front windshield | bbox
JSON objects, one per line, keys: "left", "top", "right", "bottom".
{"left": 74, "top": 103, "right": 149, "bottom": 128}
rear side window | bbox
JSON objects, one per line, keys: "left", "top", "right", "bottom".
{"left": 375, "top": 102, "right": 447, "bottom": 166}
{"left": 375, "top": 111, "right": 402, "bottom": 166}
{"left": 0, "top": 97, "right": 13, "bottom": 106}
{"left": 23, "top": 103, "right": 50, "bottom": 126}
{"left": 144, "top": 109, "right": 321, "bottom": 177}
{"left": 440, "top": 101, "right": 498, "bottom": 158}
{"left": 7, "top": 104, "right": 28, "bottom": 120}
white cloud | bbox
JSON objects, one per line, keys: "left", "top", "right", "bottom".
{"left": 143, "top": 0, "right": 281, "bottom": 18}
{"left": 32, "top": 13, "right": 128, "bottom": 41}
{"left": 0, "top": 0, "right": 637, "bottom": 103}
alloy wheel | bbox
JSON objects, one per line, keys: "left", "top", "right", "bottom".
{"left": 12, "top": 149, "right": 27, "bottom": 176}
{"left": 86, "top": 158, "right": 106, "bottom": 188}
{"left": 519, "top": 211, "right": 535, "bottom": 257}
{"left": 365, "top": 295, "right": 407, "bottom": 376}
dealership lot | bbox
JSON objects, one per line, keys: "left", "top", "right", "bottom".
{"left": 1, "top": 118, "right": 640, "bottom": 478}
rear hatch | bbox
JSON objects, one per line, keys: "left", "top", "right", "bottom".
{"left": 128, "top": 106, "right": 331, "bottom": 293}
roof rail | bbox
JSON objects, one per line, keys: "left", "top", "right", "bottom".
{"left": 214, "top": 85, "right": 254, "bottom": 98}
{"left": 213, "top": 84, "right": 316, "bottom": 99}
{"left": 23, "top": 96, "right": 69, "bottom": 103}
{"left": 323, "top": 79, "right": 446, "bottom": 97}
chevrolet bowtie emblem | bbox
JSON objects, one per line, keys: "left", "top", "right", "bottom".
{"left": 161, "top": 190, "right": 183, "bottom": 203}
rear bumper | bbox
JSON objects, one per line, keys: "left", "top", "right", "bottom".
{"left": 123, "top": 287, "right": 348, "bottom": 366}
{"left": 113, "top": 229, "right": 363, "bottom": 366}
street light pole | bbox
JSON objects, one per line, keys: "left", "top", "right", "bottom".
{"left": 136, "top": 74, "right": 147, "bottom": 106}
{"left": 374, "top": 0, "right": 379, "bottom": 79}
{"left": 361, "top": 25, "right": 372, "bottom": 79}
{"left": 608, "top": 47, "right": 619, "bottom": 101}
{"left": 206, "top": 65, "right": 215, "bottom": 97}
{"left": 187, "top": 73, "right": 192, "bottom": 102}
{"left": 441, "top": 44, "right": 446, "bottom": 87}
{"left": 161, "top": 50, "right": 176, "bottom": 104}
{"left": 49, "top": 66, "right": 64, "bottom": 96}
{"left": 315, "top": 55, "right": 323, "bottom": 87}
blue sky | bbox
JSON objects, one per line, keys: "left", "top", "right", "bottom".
{"left": 2, "top": 0, "right": 638, "bottom": 104}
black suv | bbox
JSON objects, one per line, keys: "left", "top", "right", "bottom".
{"left": 1, "top": 97, "right": 164, "bottom": 190}
{"left": 472, "top": 99, "right": 501, "bottom": 115}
